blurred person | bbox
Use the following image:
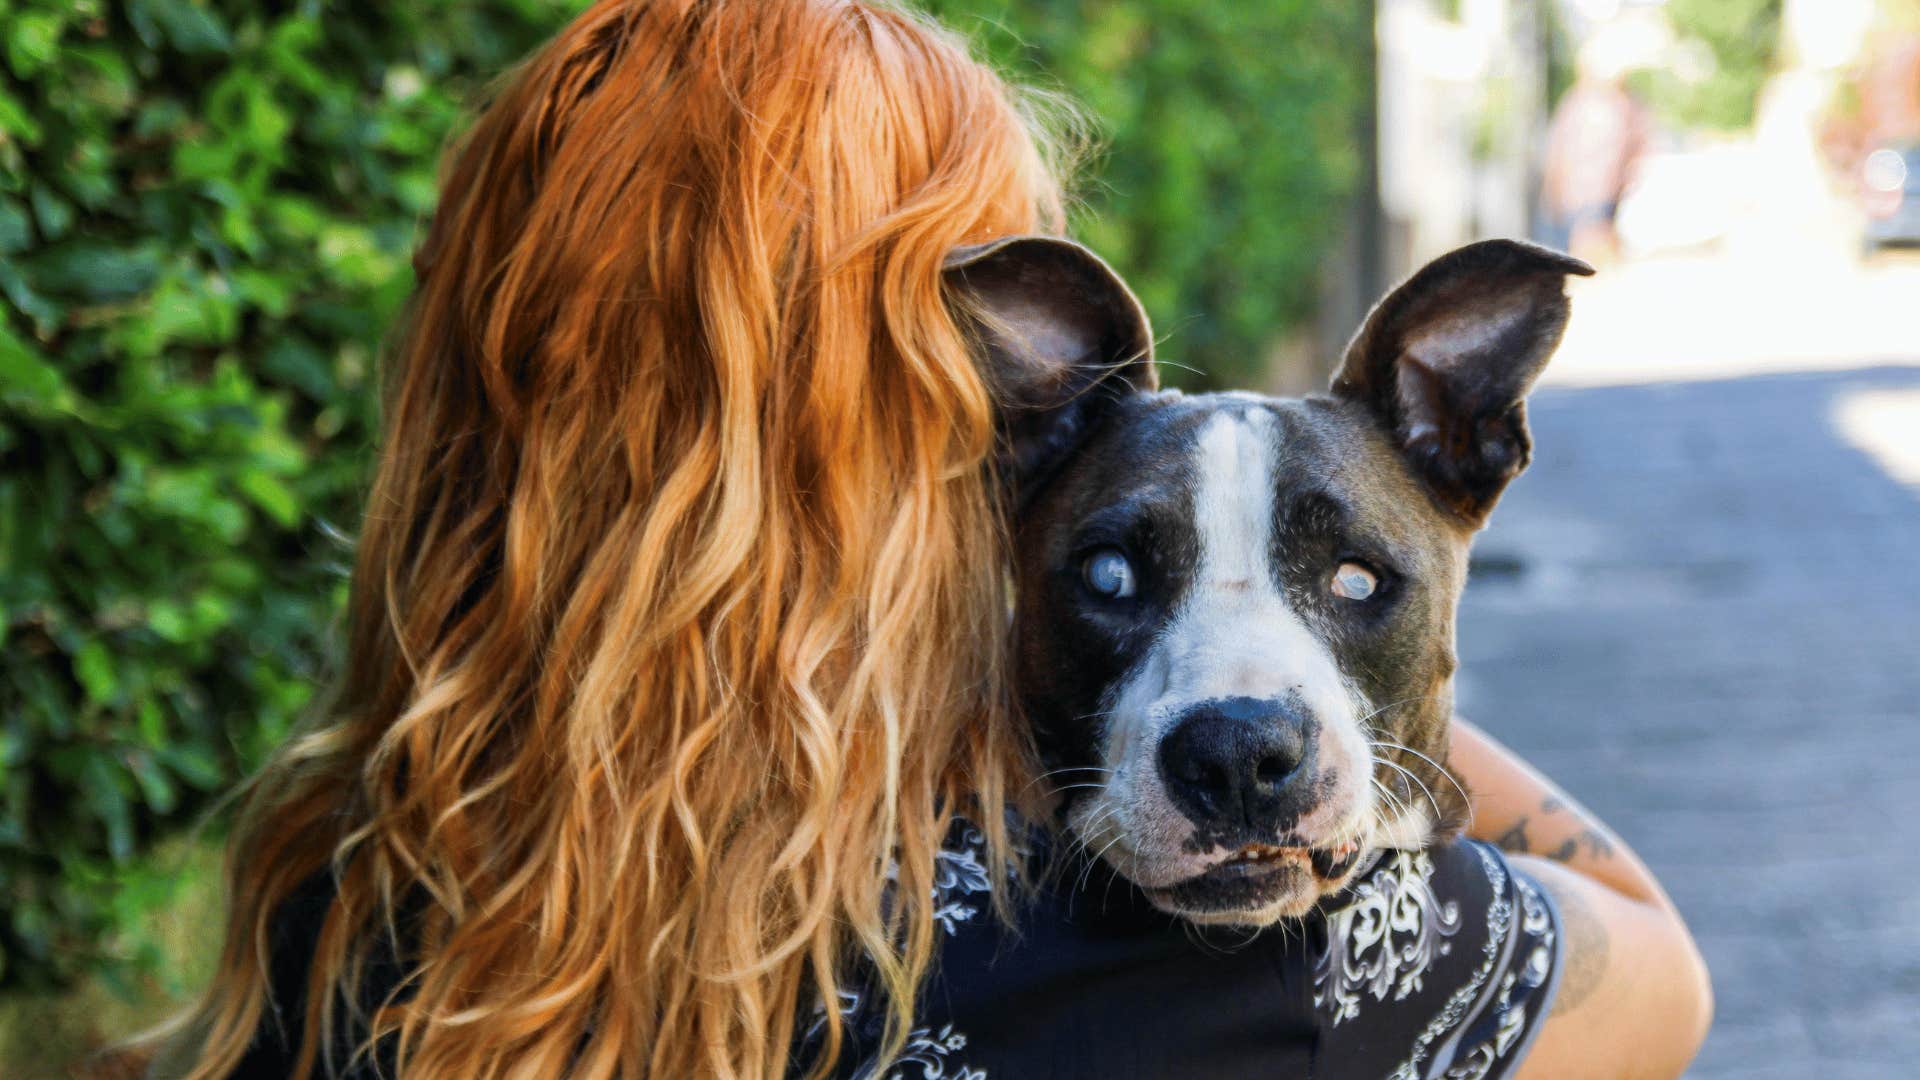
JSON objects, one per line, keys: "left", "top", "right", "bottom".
{"left": 1542, "top": 40, "right": 1652, "bottom": 266}
{"left": 138, "top": 1, "right": 1708, "bottom": 1078}
{"left": 1859, "top": 32, "right": 1920, "bottom": 144}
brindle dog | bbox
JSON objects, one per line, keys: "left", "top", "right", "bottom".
{"left": 945, "top": 236, "right": 1591, "bottom": 925}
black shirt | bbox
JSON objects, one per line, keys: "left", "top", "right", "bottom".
{"left": 240, "top": 829, "right": 1560, "bottom": 1079}
{"left": 800, "top": 826, "right": 1562, "bottom": 1080}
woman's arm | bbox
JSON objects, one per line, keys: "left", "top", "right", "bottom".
{"left": 1447, "top": 717, "right": 1713, "bottom": 1080}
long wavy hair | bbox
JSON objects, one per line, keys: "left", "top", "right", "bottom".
{"left": 174, "top": 1, "right": 1072, "bottom": 1075}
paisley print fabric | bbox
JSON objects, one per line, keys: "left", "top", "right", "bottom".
{"left": 1315, "top": 848, "right": 1466, "bottom": 1022}
{"left": 1316, "top": 842, "right": 1561, "bottom": 1079}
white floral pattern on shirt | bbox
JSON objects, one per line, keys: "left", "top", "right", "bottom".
{"left": 837, "top": 827, "right": 992, "bottom": 1079}
{"left": 929, "top": 826, "right": 991, "bottom": 935}
{"left": 1314, "top": 848, "right": 1465, "bottom": 1024}
{"left": 877, "top": 1025, "right": 987, "bottom": 1080}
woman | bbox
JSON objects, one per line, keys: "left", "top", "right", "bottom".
{"left": 157, "top": 1, "right": 1709, "bottom": 1077}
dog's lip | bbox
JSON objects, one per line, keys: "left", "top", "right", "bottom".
{"left": 1173, "top": 837, "right": 1363, "bottom": 884}
{"left": 1140, "top": 854, "right": 1296, "bottom": 900}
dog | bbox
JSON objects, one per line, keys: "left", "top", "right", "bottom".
{"left": 945, "top": 235, "right": 1591, "bottom": 926}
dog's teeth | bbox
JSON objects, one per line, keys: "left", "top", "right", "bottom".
{"left": 1224, "top": 843, "right": 1299, "bottom": 865}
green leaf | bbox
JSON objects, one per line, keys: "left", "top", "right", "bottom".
{"left": 0, "top": 195, "right": 29, "bottom": 253}
{"left": 24, "top": 243, "right": 162, "bottom": 302}
{"left": 146, "top": 600, "right": 190, "bottom": 644}
{"left": 0, "top": 87, "right": 41, "bottom": 146}
{"left": 236, "top": 471, "right": 300, "bottom": 528}
{"left": 0, "top": 261, "right": 62, "bottom": 331}
{"left": 80, "top": 755, "right": 134, "bottom": 862}
{"left": 73, "top": 640, "right": 119, "bottom": 705}
{"left": 29, "top": 183, "right": 73, "bottom": 242}
{"left": 127, "top": 752, "right": 178, "bottom": 815}
{"left": 139, "top": 0, "right": 233, "bottom": 55}
{"left": 3, "top": 12, "right": 64, "bottom": 79}
{"left": 136, "top": 700, "right": 167, "bottom": 748}
{"left": 156, "top": 742, "right": 222, "bottom": 790}
{"left": 0, "top": 327, "right": 74, "bottom": 414}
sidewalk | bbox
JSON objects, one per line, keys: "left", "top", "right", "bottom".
{"left": 1457, "top": 246, "right": 1920, "bottom": 1076}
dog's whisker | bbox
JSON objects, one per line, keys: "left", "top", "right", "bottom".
{"left": 1063, "top": 805, "right": 1126, "bottom": 873}
{"left": 1372, "top": 753, "right": 1456, "bottom": 823}
{"left": 1040, "top": 782, "right": 1110, "bottom": 802}
{"left": 1370, "top": 740, "right": 1472, "bottom": 809}
{"left": 1034, "top": 765, "right": 1117, "bottom": 778}
{"left": 1021, "top": 765, "right": 1116, "bottom": 793}
{"left": 1373, "top": 757, "right": 1442, "bottom": 822}
{"left": 1078, "top": 830, "right": 1127, "bottom": 897}
{"left": 1368, "top": 777, "right": 1414, "bottom": 837}
{"left": 1355, "top": 695, "right": 1427, "bottom": 727}
{"left": 1087, "top": 831, "right": 1131, "bottom": 911}
{"left": 1380, "top": 758, "right": 1436, "bottom": 813}
{"left": 1368, "top": 775, "right": 1407, "bottom": 817}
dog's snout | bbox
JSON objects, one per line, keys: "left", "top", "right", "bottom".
{"left": 1158, "top": 696, "right": 1316, "bottom": 835}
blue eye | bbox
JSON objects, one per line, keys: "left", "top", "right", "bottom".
{"left": 1083, "top": 548, "right": 1138, "bottom": 600}
{"left": 1331, "top": 561, "right": 1379, "bottom": 601}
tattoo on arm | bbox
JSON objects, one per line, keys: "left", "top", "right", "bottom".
{"left": 1494, "top": 816, "right": 1530, "bottom": 854}
{"left": 1549, "top": 879, "right": 1610, "bottom": 1016}
{"left": 1496, "top": 799, "right": 1616, "bottom": 863}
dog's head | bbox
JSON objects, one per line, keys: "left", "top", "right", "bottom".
{"left": 947, "top": 236, "right": 1591, "bottom": 925}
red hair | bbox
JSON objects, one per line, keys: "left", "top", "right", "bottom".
{"left": 170, "top": 1, "right": 1073, "bottom": 1075}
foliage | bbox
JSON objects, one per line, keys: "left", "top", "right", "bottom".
{"left": 1632, "top": 0, "right": 1784, "bottom": 132}
{"left": 0, "top": 0, "right": 579, "bottom": 990}
{"left": 923, "top": 0, "right": 1370, "bottom": 385}
{"left": 0, "top": 0, "right": 1366, "bottom": 995}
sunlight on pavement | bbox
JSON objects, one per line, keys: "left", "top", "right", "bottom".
{"left": 1548, "top": 249, "right": 1920, "bottom": 387}
{"left": 1833, "top": 388, "right": 1920, "bottom": 489}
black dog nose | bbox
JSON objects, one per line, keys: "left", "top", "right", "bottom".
{"left": 1158, "top": 696, "right": 1315, "bottom": 834}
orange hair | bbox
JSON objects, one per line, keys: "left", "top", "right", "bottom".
{"left": 173, "top": 1, "right": 1072, "bottom": 1075}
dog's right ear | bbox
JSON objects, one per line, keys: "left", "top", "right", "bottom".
{"left": 944, "top": 236, "right": 1157, "bottom": 504}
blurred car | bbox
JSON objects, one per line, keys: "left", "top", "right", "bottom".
{"left": 1861, "top": 144, "right": 1920, "bottom": 250}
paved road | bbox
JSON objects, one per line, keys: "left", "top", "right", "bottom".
{"left": 1456, "top": 365, "right": 1920, "bottom": 1079}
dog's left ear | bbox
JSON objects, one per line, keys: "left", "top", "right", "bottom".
{"left": 1331, "top": 238, "right": 1593, "bottom": 525}
{"left": 944, "top": 235, "right": 1157, "bottom": 505}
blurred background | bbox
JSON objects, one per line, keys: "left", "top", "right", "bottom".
{"left": 2, "top": 0, "right": 1916, "bottom": 1075}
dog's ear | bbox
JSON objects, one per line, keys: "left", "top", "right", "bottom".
{"left": 944, "top": 236, "right": 1156, "bottom": 504}
{"left": 1331, "top": 238, "right": 1592, "bottom": 525}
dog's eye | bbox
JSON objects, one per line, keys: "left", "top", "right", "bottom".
{"left": 1082, "top": 548, "right": 1138, "bottom": 600}
{"left": 1331, "top": 561, "right": 1378, "bottom": 601}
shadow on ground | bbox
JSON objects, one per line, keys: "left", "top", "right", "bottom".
{"left": 1458, "top": 365, "right": 1920, "bottom": 1080}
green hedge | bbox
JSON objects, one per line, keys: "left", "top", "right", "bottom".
{"left": 925, "top": 0, "right": 1369, "bottom": 382}
{"left": 0, "top": 0, "right": 580, "bottom": 990}
{"left": 0, "top": 0, "right": 1366, "bottom": 991}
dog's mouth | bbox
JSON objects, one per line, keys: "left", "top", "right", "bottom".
{"left": 1201, "top": 837, "right": 1364, "bottom": 879}
{"left": 1216, "top": 838, "right": 1363, "bottom": 877}
{"left": 1139, "top": 838, "right": 1365, "bottom": 922}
